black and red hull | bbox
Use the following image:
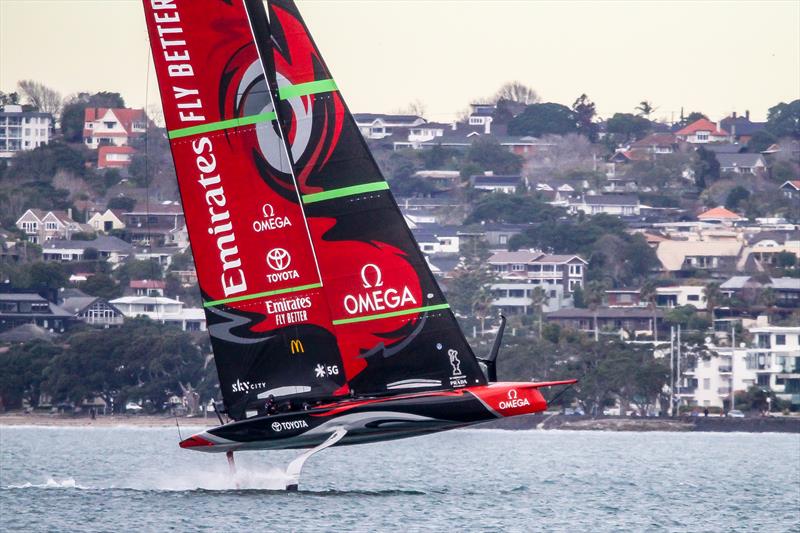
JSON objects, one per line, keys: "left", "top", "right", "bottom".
{"left": 180, "top": 381, "right": 574, "bottom": 452}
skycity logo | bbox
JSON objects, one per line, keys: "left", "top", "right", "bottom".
{"left": 343, "top": 264, "right": 417, "bottom": 316}
{"left": 265, "top": 248, "right": 300, "bottom": 283}
{"left": 499, "top": 389, "right": 531, "bottom": 410}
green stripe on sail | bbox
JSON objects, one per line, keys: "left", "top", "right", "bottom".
{"left": 203, "top": 282, "right": 323, "bottom": 308}
{"left": 168, "top": 111, "right": 277, "bottom": 139}
{"left": 302, "top": 182, "right": 390, "bottom": 204}
{"left": 332, "top": 303, "right": 450, "bottom": 326}
{"left": 278, "top": 79, "right": 338, "bottom": 100}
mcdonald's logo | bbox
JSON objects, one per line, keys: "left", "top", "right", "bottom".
{"left": 290, "top": 339, "right": 304, "bottom": 354}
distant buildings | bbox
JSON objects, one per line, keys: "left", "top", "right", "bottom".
{"left": 15, "top": 209, "right": 92, "bottom": 244}
{"left": 568, "top": 194, "right": 641, "bottom": 216}
{"left": 674, "top": 118, "right": 730, "bottom": 144}
{"left": 0, "top": 104, "right": 52, "bottom": 158}
{"left": 83, "top": 107, "right": 146, "bottom": 149}
{"left": 41, "top": 235, "right": 133, "bottom": 264}
{"left": 109, "top": 296, "right": 205, "bottom": 332}
{"left": 0, "top": 292, "right": 73, "bottom": 333}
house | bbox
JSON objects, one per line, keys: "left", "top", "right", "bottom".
{"left": 656, "top": 240, "right": 743, "bottom": 275}
{"left": 655, "top": 285, "right": 707, "bottom": 308}
{"left": 719, "top": 111, "right": 767, "bottom": 145}
{"left": 353, "top": 113, "right": 425, "bottom": 140}
{"left": 97, "top": 145, "right": 136, "bottom": 169}
{"left": 83, "top": 107, "right": 147, "bottom": 149}
{"left": 87, "top": 209, "right": 126, "bottom": 233}
{"left": 459, "top": 223, "right": 530, "bottom": 249}
{"left": 545, "top": 307, "right": 663, "bottom": 338}
{"left": 129, "top": 279, "right": 166, "bottom": 297}
{"left": 630, "top": 132, "right": 679, "bottom": 155}
{"left": 59, "top": 295, "right": 124, "bottom": 327}
{"left": 15, "top": 209, "right": 92, "bottom": 244}
{"left": 123, "top": 203, "right": 185, "bottom": 245}
{"left": 410, "top": 224, "right": 460, "bottom": 255}
{"left": 41, "top": 235, "right": 133, "bottom": 264}
{"left": 696, "top": 206, "right": 747, "bottom": 224}
{"left": 471, "top": 175, "right": 526, "bottom": 194}
{"left": 605, "top": 289, "right": 642, "bottom": 307}
{"left": 110, "top": 296, "right": 206, "bottom": 332}
{"left": 568, "top": 195, "right": 641, "bottom": 216}
{"left": 0, "top": 104, "right": 52, "bottom": 158}
{"left": 780, "top": 180, "right": 800, "bottom": 200}
{"left": 720, "top": 276, "right": 800, "bottom": 308}
{"left": 490, "top": 281, "right": 567, "bottom": 316}
{"left": 681, "top": 322, "right": 800, "bottom": 410}
{"left": 488, "top": 250, "right": 587, "bottom": 293}
{"left": 411, "top": 170, "right": 461, "bottom": 188}
{"left": 0, "top": 292, "right": 73, "bottom": 333}
{"left": 716, "top": 153, "right": 767, "bottom": 176}
{"left": 739, "top": 231, "right": 800, "bottom": 271}
{"left": 674, "top": 118, "right": 730, "bottom": 144}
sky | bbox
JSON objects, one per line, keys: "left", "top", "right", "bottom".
{"left": 1, "top": 0, "right": 798, "bottom": 124}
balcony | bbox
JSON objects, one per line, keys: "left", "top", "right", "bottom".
{"left": 718, "top": 366, "right": 732, "bottom": 373}
{"left": 717, "top": 387, "right": 732, "bottom": 395}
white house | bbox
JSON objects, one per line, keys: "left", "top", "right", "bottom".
{"left": 41, "top": 235, "right": 133, "bottom": 264}
{"left": 87, "top": 209, "right": 126, "bottom": 233}
{"left": 110, "top": 296, "right": 206, "bottom": 332}
{"left": 490, "top": 281, "right": 567, "bottom": 315}
{"left": 568, "top": 195, "right": 640, "bottom": 216}
{"left": 0, "top": 105, "right": 52, "bottom": 158}
{"left": 353, "top": 113, "right": 425, "bottom": 140}
{"left": 83, "top": 107, "right": 146, "bottom": 149}
{"left": 15, "top": 209, "right": 91, "bottom": 244}
{"left": 656, "top": 286, "right": 707, "bottom": 308}
{"left": 488, "top": 250, "right": 587, "bottom": 293}
{"left": 674, "top": 118, "right": 730, "bottom": 144}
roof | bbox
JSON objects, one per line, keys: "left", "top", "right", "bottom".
{"left": 0, "top": 323, "right": 58, "bottom": 343}
{"left": 353, "top": 113, "right": 423, "bottom": 124}
{"left": 536, "top": 254, "right": 587, "bottom": 264}
{"left": 130, "top": 279, "right": 166, "bottom": 289}
{"left": 656, "top": 240, "right": 743, "bottom": 271}
{"left": 702, "top": 143, "right": 744, "bottom": 154}
{"left": 84, "top": 107, "right": 146, "bottom": 134}
{"left": 716, "top": 153, "right": 766, "bottom": 169}
{"left": 110, "top": 296, "right": 182, "bottom": 305}
{"left": 582, "top": 195, "right": 639, "bottom": 206}
{"left": 472, "top": 175, "right": 521, "bottom": 186}
{"left": 781, "top": 180, "right": 800, "bottom": 191}
{"left": 59, "top": 296, "right": 99, "bottom": 315}
{"left": 42, "top": 235, "right": 133, "bottom": 253}
{"left": 488, "top": 250, "right": 543, "bottom": 264}
{"left": 721, "top": 276, "right": 800, "bottom": 292}
{"left": 719, "top": 116, "right": 767, "bottom": 137}
{"left": 675, "top": 118, "right": 728, "bottom": 136}
{"left": 697, "top": 206, "right": 745, "bottom": 221}
{"left": 631, "top": 132, "right": 677, "bottom": 148}
{"left": 547, "top": 307, "right": 664, "bottom": 319}
{"left": 0, "top": 293, "right": 49, "bottom": 302}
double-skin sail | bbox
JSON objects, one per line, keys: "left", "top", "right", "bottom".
{"left": 143, "top": 0, "right": 486, "bottom": 420}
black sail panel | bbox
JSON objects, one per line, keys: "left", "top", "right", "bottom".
{"left": 244, "top": 0, "right": 487, "bottom": 395}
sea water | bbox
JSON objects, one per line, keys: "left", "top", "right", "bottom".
{"left": 1, "top": 426, "right": 798, "bottom": 532}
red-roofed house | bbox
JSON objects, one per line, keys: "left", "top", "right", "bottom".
{"left": 697, "top": 206, "right": 747, "bottom": 224}
{"left": 83, "top": 108, "right": 147, "bottom": 149}
{"left": 129, "top": 279, "right": 166, "bottom": 297}
{"left": 98, "top": 145, "right": 136, "bottom": 169}
{"left": 675, "top": 118, "right": 730, "bottom": 144}
{"left": 780, "top": 180, "right": 800, "bottom": 200}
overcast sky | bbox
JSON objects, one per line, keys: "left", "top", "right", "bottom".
{"left": 1, "top": 0, "right": 798, "bottom": 123}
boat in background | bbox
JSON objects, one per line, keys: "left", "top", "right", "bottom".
{"left": 142, "top": 0, "right": 575, "bottom": 490}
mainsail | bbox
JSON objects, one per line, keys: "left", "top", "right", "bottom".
{"left": 143, "top": 0, "right": 485, "bottom": 419}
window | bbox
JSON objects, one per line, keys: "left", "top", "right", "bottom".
{"left": 499, "top": 235, "right": 508, "bottom": 245}
{"left": 696, "top": 131, "right": 709, "bottom": 142}
{"left": 104, "top": 121, "right": 116, "bottom": 128}
{"left": 703, "top": 379, "right": 710, "bottom": 390}
{"left": 757, "top": 374, "right": 770, "bottom": 386}
{"left": 512, "top": 264, "right": 525, "bottom": 272}
{"left": 569, "top": 264, "right": 582, "bottom": 276}
{"left": 775, "top": 334, "right": 786, "bottom": 346}
{"left": 687, "top": 294, "right": 700, "bottom": 301}
{"left": 45, "top": 222, "right": 57, "bottom": 230}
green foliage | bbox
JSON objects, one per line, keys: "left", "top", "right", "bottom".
{"left": 79, "top": 273, "right": 121, "bottom": 300}
{"left": 421, "top": 145, "right": 459, "bottom": 169}
{"left": 465, "top": 137, "right": 523, "bottom": 175}
{"left": 725, "top": 186, "right": 750, "bottom": 210}
{"left": 0, "top": 91, "right": 20, "bottom": 105}
{"left": 464, "top": 193, "right": 564, "bottom": 225}
{"left": 678, "top": 111, "right": 708, "bottom": 128}
{"left": 692, "top": 147, "right": 720, "bottom": 188}
{"left": 746, "top": 130, "right": 776, "bottom": 154}
{"left": 4, "top": 142, "right": 90, "bottom": 182}
{"left": 61, "top": 92, "right": 126, "bottom": 142}
{"left": 766, "top": 99, "right": 800, "bottom": 138}
{"left": 507, "top": 102, "right": 577, "bottom": 137}
{"left": 107, "top": 196, "right": 137, "bottom": 211}
{"left": 447, "top": 239, "right": 495, "bottom": 320}
{"left": 113, "top": 259, "right": 163, "bottom": 287}
{"left": 572, "top": 94, "right": 599, "bottom": 142}
{"left": 605, "top": 113, "right": 651, "bottom": 142}
{"left": 24, "top": 262, "right": 68, "bottom": 290}
{"left": 771, "top": 160, "right": 798, "bottom": 183}
{"left": 0, "top": 340, "right": 61, "bottom": 409}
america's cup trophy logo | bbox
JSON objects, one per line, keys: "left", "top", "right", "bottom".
{"left": 449, "top": 349, "right": 462, "bottom": 376}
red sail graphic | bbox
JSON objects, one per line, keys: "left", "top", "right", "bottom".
{"left": 143, "top": 0, "right": 347, "bottom": 419}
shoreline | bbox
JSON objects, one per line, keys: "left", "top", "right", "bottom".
{"left": 2, "top": 412, "right": 799, "bottom": 433}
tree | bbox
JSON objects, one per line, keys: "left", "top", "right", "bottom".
{"left": 766, "top": 99, "right": 800, "bottom": 139}
{"left": 584, "top": 280, "right": 607, "bottom": 341}
{"left": 0, "top": 341, "right": 61, "bottom": 409}
{"left": 4, "top": 141, "right": 89, "bottom": 182}
{"left": 635, "top": 100, "right": 656, "bottom": 118}
{"left": 60, "top": 91, "right": 127, "bottom": 142}
{"left": 0, "top": 91, "right": 20, "bottom": 105}
{"left": 448, "top": 240, "right": 496, "bottom": 334}
{"left": 28, "top": 262, "right": 68, "bottom": 290}
{"left": 492, "top": 81, "right": 539, "bottom": 105}
{"left": 79, "top": 273, "right": 121, "bottom": 300}
{"left": 725, "top": 186, "right": 750, "bottom": 210}
{"left": 572, "top": 94, "right": 599, "bottom": 142}
{"left": 678, "top": 111, "right": 708, "bottom": 128}
{"left": 465, "top": 137, "right": 523, "bottom": 175}
{"left": 465, "top": 194, "right": 564, "bottom": 225}
{"left": 530, "top": 286, "right": 549, "bottom": 339}
{"left": 692, "top": 147, "right": 720, "bottom": 189}
{"left": 17, "top": 80, "right": 62, "bottom": 116}
{"left": 747, "top": 130, "right": 776, "bottom": 154}
{"left": 704, "top": 282, "right": 723, "bottom": 323}
{"left": 507, "top": 103, "right": 577, "bottom": 137}
{"left": 107, "top": 196, "right": 137, "bottom": 211}
{"left": 639, "top": 280, "right": 659, "bottom": 342}
{"left": 605, "top": 113, "right": 651, "bottom": 142}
